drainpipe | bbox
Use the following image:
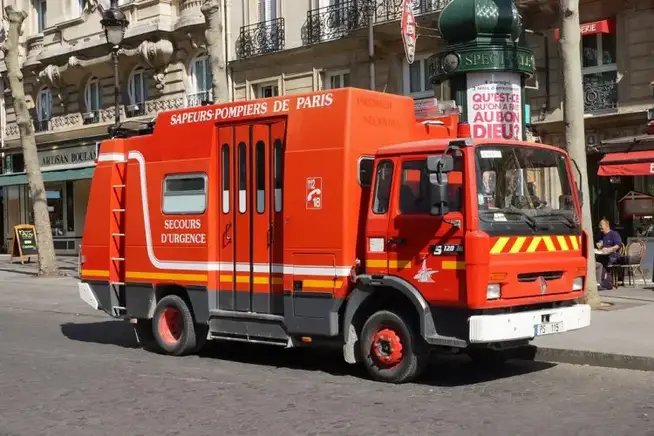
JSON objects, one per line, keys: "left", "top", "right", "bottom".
{"left": 224, "top": 0, "right": 232, "bottom": 101}
{"left": 368, "top": 0, "right": 375, "bottom": 90}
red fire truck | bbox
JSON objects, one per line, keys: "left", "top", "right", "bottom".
{"left": 78, "top": 88, "right": 591, "bottom": 383}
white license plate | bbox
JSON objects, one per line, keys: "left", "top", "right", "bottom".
{"left": 534, "top": 321, "right": 563, "bottom": 336}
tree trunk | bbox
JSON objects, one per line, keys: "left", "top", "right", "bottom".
{"left": 201, "top": 0, "right": 229, "bottom": 103}
{"left": 558, "top": 0, "right": 600, "bottom": 307}
{"left": 2, "top": 6, "right": 59, "bottom": 276}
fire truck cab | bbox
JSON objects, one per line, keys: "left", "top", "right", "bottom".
{"left": 78, "top": 88, "right": 591, "bottom": 384}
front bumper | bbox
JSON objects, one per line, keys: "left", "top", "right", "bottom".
{"left": 468, "top": 303, "right": 591, "bottom": 343}
{"left": 78, "top": 282, "right": 100, "bottom": 311}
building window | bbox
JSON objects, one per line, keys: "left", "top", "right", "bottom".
{"left": 162, "top": 174, "right": 207, "bottom": 214}
{"left": 581, "top": 23, "right": 618, "bottom": 113}
{"left": 402, "top": 54, "right": 433, "bottom": 99}
{"left": 257, "top": 83, "right": 279, "bottom": 98}
{"left": 84, "top": 78, "right": 102, "bottom": 112}
{"left": 324, "top": 70, "right": 350, "bottom": 90}
{"left": 36, "top": 87, "right": 52, "bottom": 122}
{"left": 372, "top": 160, "right": 393, "bottom": 214}
{"left": 128, "top": 67, "right": 147, "bottom": 115}
{"left": 77, "top": 0, "right": 85, "bottom": 15}
{"left": 188, "top": 55, "right": 213, "bottom": 107}
{"left": 258, "top": 0, "right": 277, "bottom": 22}
{"left": 36, "top": 0, "right": 46, "bottom": 33}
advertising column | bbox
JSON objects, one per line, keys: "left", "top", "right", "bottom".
{"left": 427, "top": 0, "right": 535, "bottom": 141}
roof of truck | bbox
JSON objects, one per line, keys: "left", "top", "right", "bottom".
{"left": 375, "top": 138, "right": 570, "bottom": 156}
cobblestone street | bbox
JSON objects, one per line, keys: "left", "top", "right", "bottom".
{"left": 0, "top": 274, "right": 652, "bottom": 436}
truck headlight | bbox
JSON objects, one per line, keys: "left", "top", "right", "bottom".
{"left": 573, "top": 277, "right": 584, "bottom": 291}
{"left": 487, "top": 284, "right": 501, "bottom": 300}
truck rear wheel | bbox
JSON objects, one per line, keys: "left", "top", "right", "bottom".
{"left": 359, "top": 310, "right": 428, "bottom": 384}
{"left": 152, "top": 294, "right": 199, "bottom": 356}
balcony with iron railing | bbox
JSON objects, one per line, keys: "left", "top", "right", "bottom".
{"left": 583, "top": 71, "right": 618, "bottom": 114}
{"left": 304, "top": 0, "right": 452, "bottom": 45}
{"left": 186, "top": 90, "right": 213, "bottom": 107}
{"left": 236, "top": 18, "right": 286, "bottom": 60}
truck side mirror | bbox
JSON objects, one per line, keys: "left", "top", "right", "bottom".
{"left": 429, "top": 173, "right": 450, "bottom": 215}
{"left": 427, "top": 155, "right": 454, "bottom": 173}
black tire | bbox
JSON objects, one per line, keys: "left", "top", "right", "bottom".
{"left": 133, "top": 318, "right": 159, "bottom": 352}
{"left": 151, "top": 294, "right": 199, "bottom": 356}
{"left": 359, "top": 310, "right": 428, "bottom": 384}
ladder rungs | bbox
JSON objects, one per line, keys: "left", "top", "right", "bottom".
{"left": 112, "top": 184, "right": 126, "bottom": 188}
{"left": 111, "top": 257, "right": 125, "bottom": 261}
{"left": 112, "top": 233, "right": 125, "bottom": 237}
{"left": 112, "top": 209, "right": 125, "bottom": 212}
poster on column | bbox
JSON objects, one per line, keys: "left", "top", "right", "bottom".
{"left": 466, "top": 72, "right": 522, "bottom": 141}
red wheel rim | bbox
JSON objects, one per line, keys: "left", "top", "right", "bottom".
{"left": 371, "top": 328, "right": 404, "bottom": 367}
{"left": 158, "top": 307, "right": 183, "bottom": 345}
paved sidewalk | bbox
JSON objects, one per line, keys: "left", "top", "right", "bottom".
{"left": 0, "top": 254, "right": 79, "bottom": 278}
{"left": 1, "top": 265, "right": 653, "bottom": 372}
{"left": 532, "top": 287, "right": 654, "bottom": 371}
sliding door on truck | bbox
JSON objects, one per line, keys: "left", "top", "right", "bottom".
{"left": 217, "top": 121, "right": 286, "bottom": 315}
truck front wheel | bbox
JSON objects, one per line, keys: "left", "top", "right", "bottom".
{"left": 151, "top": 294, "right": 199, "bottom": 356}
{"left": 359, "top": 310, "right": 428, "bottom": 384}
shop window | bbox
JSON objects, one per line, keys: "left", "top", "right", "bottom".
{"left": 581, "top": 22, "right": 617, "bottom": 113}
{"left": 162, "top": 174, "right": 207, "bottom": 214}
{"left": 66, "top": 181, "right": 75, "bottom": 232}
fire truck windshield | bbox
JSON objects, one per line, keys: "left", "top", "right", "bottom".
{"left": 475, "top": 144, "right": 580, "bottom": 234}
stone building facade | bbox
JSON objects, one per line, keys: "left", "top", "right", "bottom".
{"left": 1, "top": 0, "right": 653, "bottom": 253}
{"left": 0, "top": 0, "right": 220, "bottom": 254}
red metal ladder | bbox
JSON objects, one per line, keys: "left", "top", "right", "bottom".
{"left": 108, "top": 160, "right": 127, "bottom": 317}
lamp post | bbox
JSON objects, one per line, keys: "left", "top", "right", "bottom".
{"left": 100, "top": 0, "right": 129, "bottom": 137}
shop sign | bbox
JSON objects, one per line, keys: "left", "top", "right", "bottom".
{"left": 39, "top": 144, "right": 97, "bottom": 169}
{"left": 466, "top": 71, "right": 522, "bottom": 141}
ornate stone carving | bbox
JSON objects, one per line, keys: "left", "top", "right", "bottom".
{"left": 146, "top": 97, "right": 185, "bottom": 115}
{"left": 84, "top": 0, "right": 100, "bottom": 14}
{"left": 137, "top": 40, "right": 174, "bottom": 90}
{"left": 50, "top": 113, "right": 83, "bottom": 130}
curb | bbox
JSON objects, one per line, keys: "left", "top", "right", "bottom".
{"left": 531, "top": 347, "right": 654, "bottom": 372}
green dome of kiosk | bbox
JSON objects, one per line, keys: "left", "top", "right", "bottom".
{"left": 438, "top": 0, "right": 523, "bottom": 45}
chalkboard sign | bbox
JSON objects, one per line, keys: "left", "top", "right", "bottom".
{"left": 10, "top": 225, "right": 38, "bottom": 264}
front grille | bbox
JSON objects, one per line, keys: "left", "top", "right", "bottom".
{"left": 517, "top": 271, "right": 564, "bottom": 282}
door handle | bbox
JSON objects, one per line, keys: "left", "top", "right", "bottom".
{"left": 388, "top": 237, "right": 406, "bottom": 246}
{"left": 223, "top": 222, "right": 232, "bottom": 245}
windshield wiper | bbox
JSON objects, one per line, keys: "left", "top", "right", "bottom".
{"left": 539, "top": 211, "right": 577, "bottom": 229}
{"left": 480, "top": 209, "right": 537, "bottom": 230}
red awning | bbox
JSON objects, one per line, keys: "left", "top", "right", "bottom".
{"left": 598, "top": 150, "right": 654, "bottom": 176}
{"left": 554, "top": 18, "right": 615, "bottom": 40}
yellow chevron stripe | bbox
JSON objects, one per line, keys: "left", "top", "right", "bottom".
{"left": 556, "top": 236, "right": 569, "bottom": 251}
{"left": 571, "top": 235, "right": 580, "bottom": 250}
{"left": 442, "top": 261, "right": 465, "bottom": 270}
{"left": 542, "top": 236, "right": 556, "bottom": 252}
{"left": 509, "top": 236, "right": 527, "bottom": 253}
{"left": 526, "top": 236, "right": 542, "bottom": 253}
{"left": 490, "top": 237, "right": 510, "bottom": 254}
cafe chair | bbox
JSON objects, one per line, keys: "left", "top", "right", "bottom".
{"left": 605, "top": 242, "right": 626, "bottom": 288}
{"left": 619, "top": 240, "right": 647, "bottom": 287}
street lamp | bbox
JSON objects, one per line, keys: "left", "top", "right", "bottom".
{"left": 100, "top": 0, "right": 129, "bottom": 137}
